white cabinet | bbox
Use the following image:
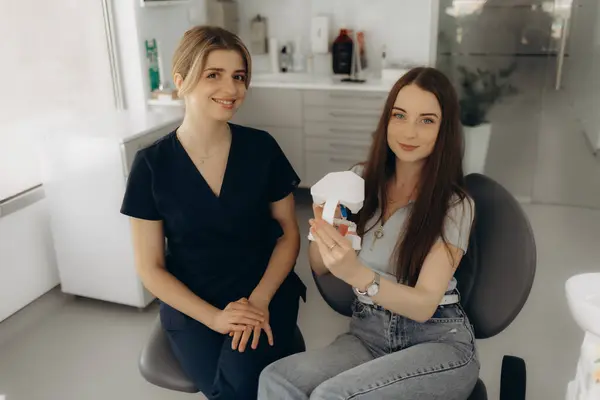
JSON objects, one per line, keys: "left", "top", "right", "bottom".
{"left": 302, "top": 89, "right": 385, "bottom": 186}
{"left": 232, "top": 87, "right": 306, "bottom": 184}
{"left": 302, "top": 89, "right": 386, "bottom": 110}
{"left": 231, "top": 86, "right": 387, "bottom": 188}
{"left": 303, "top": 107, "right": 381, "bottom": 127}
{"left": 254, "top": 126, "right": 304, "bottom": 182}
{"left": 305, "top": 153, "right": 367, "bottom": 187}
{"left": 233, "top": 87, "right": 303, "bottom": 128}
{"left": 41, "top": 110, "right": 183, "bottom": 308}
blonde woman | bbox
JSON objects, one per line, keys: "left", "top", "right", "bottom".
{"left": 121, "top": 26, "right": 305, "bottom": 399}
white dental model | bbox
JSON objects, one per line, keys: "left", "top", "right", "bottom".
{"left": 565, "top": 273, "right": 600, "bottom": 400}
{"left": 308, "top": 170, "right": 365, "bottom": 250}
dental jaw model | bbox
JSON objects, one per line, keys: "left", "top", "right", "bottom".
{"left": 565, "top": 273, "right": 600, "bottom": 400}
{"left": 308, "top": 170, "right": 365, "bottom": 250}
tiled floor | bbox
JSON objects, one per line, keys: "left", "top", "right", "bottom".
{"left": 0, "top": 200, "right": 598, "bottom": 400}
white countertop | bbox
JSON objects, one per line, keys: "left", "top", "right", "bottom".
{"left": 148, "top": 71, "right": 406, "bottom": 107}
{"left": 116, "top": 108, "right": 184, "bottom": 143}
{"left": 250, "top": 72, "right": 402, "bottom": 92}
{"left": 34, "top": 108, "right": 184, "bottom": 143}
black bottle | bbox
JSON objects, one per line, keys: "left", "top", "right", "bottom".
{"left": 332, "top": 29, "right": 353, "bottom": 75}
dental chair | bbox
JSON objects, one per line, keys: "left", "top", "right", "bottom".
{"left": 312, "top": 173, "right": 536, "bottom": 400}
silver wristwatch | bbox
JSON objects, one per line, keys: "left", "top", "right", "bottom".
{"left": 353, "top": 272, "right": 380, "bottom": 297}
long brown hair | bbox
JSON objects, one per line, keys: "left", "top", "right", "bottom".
{"left": 356, "top": 67, "right": 468, "bottom": 286}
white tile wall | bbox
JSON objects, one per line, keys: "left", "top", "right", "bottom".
{"left": 134, "top": 0, "right": 437, "bottom": 77}
{"left": 235, "top": 0, "right": 437, "bottom": 73}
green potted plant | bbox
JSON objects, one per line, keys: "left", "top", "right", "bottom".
{"left": 458, "top": 63, "right": 518, "bottom": 174}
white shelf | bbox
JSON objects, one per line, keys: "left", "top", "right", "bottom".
{"left": 148, "top": 98, "right": 184, "bottom": 107}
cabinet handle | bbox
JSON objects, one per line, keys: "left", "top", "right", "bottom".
{"left": 329, "top": 128, "right": 372, "bottom": 135}
{"left": 329, "top": 157, "right": 360, "bottom": 163}
{"left": 329, "top": 111, "right": 380, "bottom": 119}
{"left": 328, "top": 93, "right": 384, "bottom": 101}
{"left": 329, "top": 143, "right": 369, "bottom": 151}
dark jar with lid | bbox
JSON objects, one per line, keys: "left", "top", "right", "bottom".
{"left": 332, "top": 29, "right": 353, "bottom": 75}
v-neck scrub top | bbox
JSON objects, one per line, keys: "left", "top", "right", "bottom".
{"left": 120, "top": 123, "right": 305, "bottom": 309}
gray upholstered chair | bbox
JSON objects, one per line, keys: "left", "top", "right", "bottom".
{"left": 312, "top": 173, "right": 536, "bottom": 400}
{"left": 138, "top": 316, "right": 306, "bottom": 393}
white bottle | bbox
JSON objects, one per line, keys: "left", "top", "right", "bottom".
{"left": 311, "top": 16, "right": 329, "bottom": 55}
{"left": 269, "top": 38, "right": 279, "bottom": 73}
{"left": 292, "top": 37, "right": 305, "bottom": 72}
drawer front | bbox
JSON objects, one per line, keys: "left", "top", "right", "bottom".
{"left": 305, "top": 137, "right": 371, "bottom": 159}
{"left": 304, "top": 106, "right": 381, "bottom": 127}
{"left": 303, "top": 90, "right": 387, "bottom": 110}
{"left": 232, "top": 87, "right": 303, "bottom": 128}
{"left": 304, "top": 152, "right": 365, "bottom": 187}
{"left": 304, "top": 121, "right": 375, "bottom": 142}
{"left": 121, "top": 121, "right": 180, "bottom": 177}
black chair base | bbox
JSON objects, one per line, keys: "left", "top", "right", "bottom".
{"left": 500, "top": 356, "right": 526, "bottom": 400}
{"left": 468, "top": 379, "right": 487, "bottom": 400}
{"left": 139, "top": 315, "right": 306, "bottom": 393}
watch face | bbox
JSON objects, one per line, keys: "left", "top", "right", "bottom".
{"left": 367, "top": 283, "right": 379, "bottom": 297}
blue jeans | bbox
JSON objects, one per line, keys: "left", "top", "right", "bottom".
{"left": 258, "top": 298, "right": 479, "bottom": 399}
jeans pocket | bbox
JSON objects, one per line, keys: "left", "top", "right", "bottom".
{"left": 351, "top": 299, "right": 370, "bottom": 319}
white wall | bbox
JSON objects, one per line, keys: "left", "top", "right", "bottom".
{"left": 0, "top": 0, "right": 115, "bottom": 200}
{"left": 0, "top": 0, "right": 115, "bottom": 321}
{"left": 0, "top": 199, "right": 59, "bottom": 322}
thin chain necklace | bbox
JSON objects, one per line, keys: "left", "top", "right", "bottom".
{"left": 370, "top": 184, "right": 417, "bottom": 251}
{"left": 177, "top": 125, "right": 231, "bottom": 164}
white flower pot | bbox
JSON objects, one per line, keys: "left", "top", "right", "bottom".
{"left": 463, "top": 123, "right": 492, "bottom": 175}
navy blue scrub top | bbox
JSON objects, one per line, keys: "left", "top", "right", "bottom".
{"left": 120, "top": 123, "right": 305, "bottom": 309}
